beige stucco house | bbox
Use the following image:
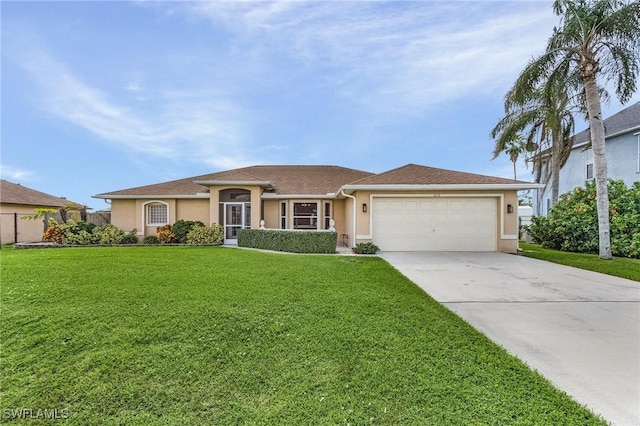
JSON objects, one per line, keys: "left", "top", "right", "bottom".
{"left": 93, "top": 164, "right": 542, "bottom": 253}
{"left": 0, "top": 180, "right": 78, "bottom": 244}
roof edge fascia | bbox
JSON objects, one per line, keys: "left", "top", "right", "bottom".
{"left": 339, "top": 183, "right": 545, "bottom": 194}
{"left": 92, "top": 194, "right": 209, "bottom": 200}
{"left": 261, "top": 193, "right": 338, "bottom": 200}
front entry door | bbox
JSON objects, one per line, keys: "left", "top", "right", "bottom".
{"left": 223, "top": 203, "right": 250, "bottom": 245}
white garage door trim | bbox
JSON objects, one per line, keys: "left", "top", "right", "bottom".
{"left": 369, "top": 194, "right": 504, "bottom": 252}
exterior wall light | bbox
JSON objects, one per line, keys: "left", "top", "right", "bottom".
{"left": 507, "top": 204, "right": 514, "bottom": 214}
{"left": 362, "top": 203, "right": 368, "bottom": 213}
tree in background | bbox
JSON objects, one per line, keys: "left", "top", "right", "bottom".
{"left": 501, "top": 0, "right": 640, "bottom": 259}
{"left": 491, "top": 84, "right": 574, "bottom": 203}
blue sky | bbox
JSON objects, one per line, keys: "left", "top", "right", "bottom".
{"left": 2, "top": 1, "right": 638, "bottom": 210}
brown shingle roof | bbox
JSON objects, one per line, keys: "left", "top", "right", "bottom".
{"left": 95, "top": 165, "right": 375, "bottom": 197}
{"left": 1, "top": 180, "right": 78, "bottom": 207}
{"left": 348, "top": 164, "right": 523, "bottom": 185}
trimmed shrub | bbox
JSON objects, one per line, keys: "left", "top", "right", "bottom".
{"left": 238, "top": 229, "right": 337, "bottom": 254}
{"left": 172, "top": 220, "right": 205, "bottom": 244}
{"left": 143, "top": 236, "right": 159, "bottom": 245}
{"left": 527, "top": 180, "right": 640, "bottom": 258}
{"left": 352, "top": 242, "right": 380, "bottom": 254}
{"left": 186, "top": 223, "right": 224, "bottom": 245}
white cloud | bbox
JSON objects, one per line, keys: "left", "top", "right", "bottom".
{"left": 176, "top": 1, "right": 558, "bottom": 113}
{"left": 0, "top": 165, "right": 35, "bottom": 182}
{"left": 14, "top": 48, "right": 256, "bottom": 170}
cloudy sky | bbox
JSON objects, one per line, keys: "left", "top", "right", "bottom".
{"left": 2, "top": 1, "right": 638, "bottom": 210}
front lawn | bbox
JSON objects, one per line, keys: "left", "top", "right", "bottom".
{"left": 520, "top": 242, "right": 640, "bottom": 281}
{"left": 1, "top": 247, "right": 605, "bottom": 424}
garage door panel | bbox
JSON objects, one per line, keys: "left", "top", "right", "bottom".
{"left": 372, "top": 197, "right": 497, "bottom": 252}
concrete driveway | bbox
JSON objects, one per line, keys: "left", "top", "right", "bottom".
{"left": 378, "top": 251, "right": 640, "bottom": 426}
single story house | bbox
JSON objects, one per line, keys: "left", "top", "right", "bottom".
{"left": 93, "top": 163, "right": 541, "bottom": 253}
{"left": 0, "top": 180, "right": 79, "bottom": 244}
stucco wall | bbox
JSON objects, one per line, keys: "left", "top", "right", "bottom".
{"left": 331, "top": 199, "right": 346, "bottom": 236}
{"left": 110, "top": 199, "right": 137, "bottom": 233}
{"left": 263, "top": 199, "right": 279, "bottom": 228}
{"left": 538, "top": 132, "right": 640, "bottom": 215}
{"left": 0, "top": 204, "right": 48, "bottom": 243}
{"left": 176, "top": 199, "right": 209, "bottom": 225}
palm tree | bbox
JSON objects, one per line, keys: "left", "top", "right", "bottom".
{"left": 504, "top": 136, "right": 525, "bottom": 180}
{"left": 506, "top": 0, "right": 640, "bottom": 259}
{"left": 491, "top": 84, "right": 575, "bottom": 203}
{"left": 491, "top": 133, "right": 526, "bottom": 180}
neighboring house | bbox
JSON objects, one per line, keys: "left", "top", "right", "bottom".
{"left": 94, "top": 164, "right": 539, "bottom": 253}
{"left": 535, "top": 101, "right": 640, "bottom": 216}
{"left": 0, "top": 180, "right": 78, "bottom": 244}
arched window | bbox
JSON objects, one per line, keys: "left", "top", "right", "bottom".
{"left": 144, "top": 201, "right": 169, "bottom": 226}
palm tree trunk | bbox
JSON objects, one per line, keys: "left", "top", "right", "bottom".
{"left": 513, "top": 161, "right": 517, "bottom": 180}
{"left": 583, "top": 75, "right": 612, "bottom": 259}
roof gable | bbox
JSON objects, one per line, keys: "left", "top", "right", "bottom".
{"left": 348, "top": 164, "right": 522, "bottom": 185}
{"left": 0, "top": 180, "right": 78, "bottom": 207}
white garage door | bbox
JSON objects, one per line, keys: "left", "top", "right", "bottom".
{"left": 372, "top": 197, "right": 497, "bottom": 251}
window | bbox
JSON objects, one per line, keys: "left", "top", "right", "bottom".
{"left": 293, "top": 202, "right": 318, "bottom": 229}
{"left": 146, "top": 203, "right": 168, "bottom": 225}
{"left": 280, "top": 202, "right": 287, "bottom": 229}
{"left": 585, "top": 148, "right": 594, "bottom": 180}
{"left": 324, "top": 202, "right": 332, "bottom": 230}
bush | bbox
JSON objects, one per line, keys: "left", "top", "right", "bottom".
{"left": 186, "top": 224, "right": 224, "bottom": 245}
{"left": 143, "top": 236, "right": 159, "bottom": 245}
{"left": 527, "top": 180, "right": 640, "bottom": 258}
{"left": 238, "top": 229, "right": 337, "bottom": 254}
{"left": 41, "top": 219, "right": 137, "bottom": 246}
{"left": 64, "top": 229, "right": 98, "bottom": 245}
{"left": 352, "top": 242, "right": 380, "bottom": 254}
{"left": 122, "top": 229, "right": 139, "bottom": 244}
{"left": 156, "top": 225, "right": 175, "bottom": 244}
{"left": 43, "top": 219, "right": 100, "bottom": 245}
{"left": 172, "top": 220, "right": 205, "bottom": 244}
{"left": 43, "top": 218, "right": 65, "bottom": 243}
{"left": 93, "top": 224, "right": 125, "bottom": 245}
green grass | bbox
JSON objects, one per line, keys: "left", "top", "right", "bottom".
{"left": 519, "top": 242, "right": 640, "bottom": 281}
{"left": 1, "top": 247, "right": 606, "bottom": 425}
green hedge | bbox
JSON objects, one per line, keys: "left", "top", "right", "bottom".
{"left": 237, "top": 229, "right": 337, "bottom": 254}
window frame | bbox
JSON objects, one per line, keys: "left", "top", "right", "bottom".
{"left": 585, "top": 147, "right": 594, "bottom": 180}
{"left": 323, "top": 201, "right": 332, "bottom": 230}
{"left": 292, "top": 201, "right": 319, "bottom": 230}
{"left": 145, "top": 201, "right": 169, "bottom": 226}
{"left": 280, "top": 201, "right": 287, "bottom": 229}
{"left": 586, "top": 163, "right": 594, "bottom": 180}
